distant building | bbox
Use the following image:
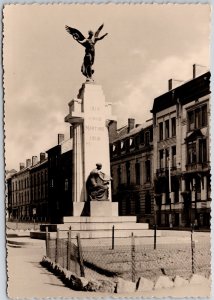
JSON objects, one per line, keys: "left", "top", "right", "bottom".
{"left": 110, "top": 118, "right": 154, "bottom": 225}
{"left": 9, "top": 155, "right": 48, "bottom": 222}
{"left": 30, "top": 153, "right": 48, "bottom": 222}
{"left": 46, "top": 134, "right": 73, "bottom": 223}
{"left": 151, "top": 70, "right": 211, "bottom": 228}
{"left": 6, "top": 169, "right": 17, "bottom": 220}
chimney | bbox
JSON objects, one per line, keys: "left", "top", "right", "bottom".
{"left": 108, "top": 120, "right": 118, "bottom": 143}
{"left": 40, "top": 152, "right": 46, "bottom": 162}
{"left": 19, "top": 163, "right": 25, "bottom": 171}
{"left": 26, "top": 159, "right": 31, "bottom": 168}
{"left": 58, "top": 133, "right": 64, "bottom": 145}
{"left": 128, "top": 118, "right": 135, "bottom": 133}
{"left": 168, "top": 79, "right": 173, "bottom": 91}
{"left": 168, "top": 79, "right": 184, "bottom": 91}
{"left": 193, "top": 64, "right": 207, "bottom": 79}
{"left": 32, "top": 156, "right": 38, "bottom": 166}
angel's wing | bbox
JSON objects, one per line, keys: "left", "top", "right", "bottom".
{"left": 94, "top": 24, "right": 104, "bottom": 38}
{"left": 65, "top": 26, "right": 86, "bottom": 42}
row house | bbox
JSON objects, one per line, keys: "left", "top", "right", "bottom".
{"left": 8, "top": 154, "right": 48, "bottom": 221}
{"left": 151, "top": 70, "right": 211, "bottom": 228}
{"left": 30, "top": 153, "right": 48, "bottom": 222}
{"left": 110, "top": 118, "right": 154, "bottom": 225}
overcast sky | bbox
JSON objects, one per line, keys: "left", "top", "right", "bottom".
{"left": 3, "top": 4, "right": 210, "bottom": 170}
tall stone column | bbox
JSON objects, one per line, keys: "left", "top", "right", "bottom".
{"left": 72, "top": 123, "right": 84, "bottom": 202}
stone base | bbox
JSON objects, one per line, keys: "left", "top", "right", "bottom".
{"left": 72, "top": 201, "right": 118, "bottom": 217}
{"left": 90, "top": 201, "right": 118, "bottom": 217}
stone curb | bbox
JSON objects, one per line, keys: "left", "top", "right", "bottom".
{"left": 40, "top": 256, "right": 210, "bottom": 293}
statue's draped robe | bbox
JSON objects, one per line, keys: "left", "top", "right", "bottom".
{"left": 86, "top": 169, "right": 111, "bottom": 201}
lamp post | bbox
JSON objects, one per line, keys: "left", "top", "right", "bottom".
{"left": 167, "top": 150, "right": 173, "bottom": 228}
{"left": 193, "top": 183, "right": 198, "bottom": 228}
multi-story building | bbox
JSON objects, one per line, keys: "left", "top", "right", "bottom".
{"left": 110, "top": 118, "right": 154, "bottom": 225}
{"left": 6, "top": 169, "right": 17, "bottom": 220}
{"left": 9, "top": 155, "right": 48, "bottom": 222}
{"left": 30, "top": 153, "right": 48, "bottom": 222}
{"left": 151, "top": 70, "right": 211, "bottom": 228}
{"left": 10, "top": 160, "right": 31, "bottom": 221}
{"left": 47, "top": 134, "right": 73, "bottom": 223}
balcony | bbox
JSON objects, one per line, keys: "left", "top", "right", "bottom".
{"left": 185, "top": 162, "right": 209, "bottom": 172}
{"left": 192, "top": 201, "right": 211, "bottom": 209}
{"left": 156, "top": 166, "right": 178, "bottom": 177}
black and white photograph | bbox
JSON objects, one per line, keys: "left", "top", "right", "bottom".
{"left": 4, "top": 3, "right": 211, "bottom": 298}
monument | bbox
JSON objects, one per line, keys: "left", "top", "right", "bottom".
{"left": 33, "top": 25, "right": 160, "bottom": 239}
{"left": 65, "top": 24, "right": 118, "bottom": 217}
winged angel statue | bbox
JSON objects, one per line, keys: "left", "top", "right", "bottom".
{"left": 65, "top": 24, "right": 108, "bottom": 80}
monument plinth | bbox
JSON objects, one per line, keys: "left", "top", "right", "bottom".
{"left": 65, "top": 82, "right": 115, "bottom": 216}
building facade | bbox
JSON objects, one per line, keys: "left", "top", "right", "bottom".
{"left": 30, "top": 153, "right": 48, "bottom": 222}
{"left": 9, "top": 155, "right": 48, "bottom": 222}
{"left": 151, "top": 71, "right": 211, "bottom": 228}
{"left": 110, "top": 118, "right": 155, "bottom": 225}
{"left": 47, "top": 134, "right": 73, "bottom": 223}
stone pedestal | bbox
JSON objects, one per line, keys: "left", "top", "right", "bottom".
{"left": 90, "top": 201, "right": 118, "bottom": 217}
{"left": 65, "top": 82, "right": 115, "bottom": 215}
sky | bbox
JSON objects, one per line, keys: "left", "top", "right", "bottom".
{"left": 3, "top": 4, "right": 210, "bottom": 170}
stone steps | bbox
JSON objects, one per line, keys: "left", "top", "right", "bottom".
{"left": 63, "top": 216, "right": 137, "bottom": 223}
{"left": 58, "top": 222, "right": 148, "bottom": 231}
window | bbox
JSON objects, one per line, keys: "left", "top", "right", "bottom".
{"left": 199, "top": 139, "right": 207, "bottom": 163}
{"left": 171, "top": 117, "right": 176, "bottom": 137}
{"left": 188, "top": 105, "right": 208, "bottom": 131}
{"left": 188, "top": 111, "right": 194, "bottom": 131}
{"left": 165, "top": 120, "right": 169, "bottom": 139}
{"left": 135, "top": 135, "right": 140, "bottom": 149}
{"left": 126, "top": 162, "right": 130, "bottom": 185}
{"left": 135, "top": 162, "right": 141, "bottom": 185}
{"left": 145, "top": 160, "right": 151, "bottom": 182}
{"left": 145, "top": 131, "right": 150, "bottom": 145}
{"left": 187, "top": 142, "right": 197, "bottom": 164}
{"left": 172, "top": 146, "right": 176, "bottom": 168}
{"left": 159, "top": 122, "right": 163, "bottom": 141}
{"left": 202, "top": 105, "right": 207, "bottom": 127}
{"left": 195, "top": 108, "right": 200, "bottom": 129}
{"left": 145, "top": 192, "right": 151, "bottom": 214}
{"left": 140, "top": 131, "right": 144, "bottom": 144}
{"left": 159, "top": 150, "right": 164, "bottom": 169}
{"left": 150, "top": 129, "right": 153, "bottom": 142}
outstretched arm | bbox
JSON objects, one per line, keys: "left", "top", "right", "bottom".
{"left": 95, "top": 33, "right": 108, "bottom": 42}
{"left": 94, "top": 23, "right": 104, "bottom": 38}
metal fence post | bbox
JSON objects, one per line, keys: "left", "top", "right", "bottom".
{"left": 112, "top": 225, "right": 115, "bottom": 250}
{"left": 191, "top": 225, "right": 195, "bottom": 274}
{"left": 153, "top": 224, "right": 157, "bottom": 250}
{"left": 77, "top": 233, "right": 85, "bottom": 277}
{"left": 67, "top": 227, "right": 71, "bottom": 270}
{"left": 45, "top": 226, "right": 49, "bottom": 258}
{"left": 131, "top": 232, "right": 136, "bottom": 282}
{"left": 55, "top": 228, "right": 60, "bottom": 263}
